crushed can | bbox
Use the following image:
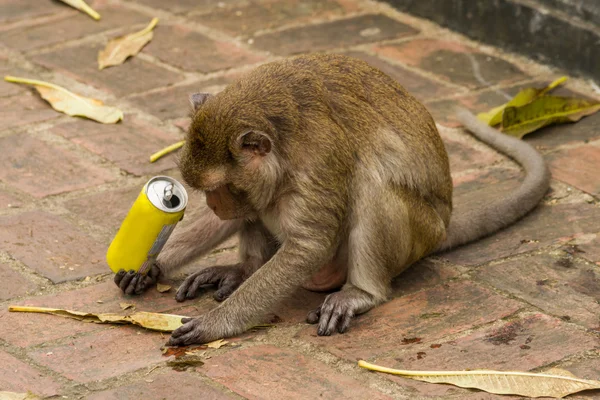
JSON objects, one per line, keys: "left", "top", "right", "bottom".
{"left": 106, "top": 176, "right": 188, "bottom": 275}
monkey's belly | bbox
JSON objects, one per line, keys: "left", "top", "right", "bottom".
{"left": 302, "top": 261, "right": 347, "bottom": 292}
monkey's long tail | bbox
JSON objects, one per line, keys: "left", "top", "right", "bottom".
{"left": 434, "top": 108, "right": 551, "bottom": 253}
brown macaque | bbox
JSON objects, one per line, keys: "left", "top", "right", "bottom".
{"left": 115, "top": 54, "right": 550, "bottom": 346}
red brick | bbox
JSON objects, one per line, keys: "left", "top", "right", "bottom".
{"left": 0, "top": 350, "right": 61, "bottom": 397}
{"left": 375, "top": 39, "right": 527, "bottom": 89}
{"left": 32, "top": 44, "right": 185, "bottom": 97}
{"left": 28, "top": 326, "right": 166, "bottom": 383}
{"left": 342, "top": 51, "right": 455, "bottom": 102}
{"left": 195, "top": 0, "right": 363, "bottom": 37}
{"left": 0, "top": 4, "right": 148, "bottom": 51}
{"left": 440, "top": 202, "right": 600, "bottom": 266}
{"left": 374, "top": 314, "right": 600, "bottom": 398}
{"left": 0, "top": 134, "right": 115, "bottom": 198}
{"left": 0, "top": 189, "right": 22, "bottom": 209}
{"left": 204, "top": 345, "right": 393, "bottom": 400}
{"left": 145, "top": 25, "right": 264, "bottom": 73}
{"left": 0, "top": 65, "right": 32, "bottom": 97}
{"left": 51, "top": 117, "right": 181, "bottom": 176}
{"left": 527, "top": 111, "right": 600, "bottom": 149}
{"left": 452, "top": 167, "right": 522, "bottom": 202}
{"left": 0, "top": 262, "right": 37, "bottom": 301}
{"left": 86, "top": 369, "right": 236, "bottom": 399}
{"left": 0, "top": 0, "right": 67, "bottom": 23}
{"left": 559, "top": 350, "right": 600, "bottom": 381}
{"left": 1, "top": 280, "right": 190, "bottom": 348}
{"left": 297, "top": 281, "right": 522, "bottom": 360}
{"left": 65, "top": 186, "right": 141, "bottom": 240}
{"left": 131, "top": 0, "right": 228, "bottom": 14}
{"left": 0, "top": 211, "right": 107, "bottom": 283}
{"left": 577, "top": 235, "right": 600, "bottom": 264}
{"left": 440, "top": 126, "right": 506, "bottom": 174}
{"left": 473, "top": 251, "right": 600, "bottom": 329}
{"left": 129, "top": 78, "right": 231, "bottom": 121}
{"left": 547, "top": 143, "right": 600, "bottom": 196}
{"left": 425, "top": 80, "right": 585, "bottom": 128}
{"left": 390, "top": 259, "right": 462, "bottom": 297}
{"left": 252, "top": 14, "right": 418, "bottom": 55}
{"left": 0, "top": 92, "right": 59, "bottom": 129}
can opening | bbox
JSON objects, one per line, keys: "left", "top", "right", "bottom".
{"left": 162, "top": 194, "right": 181, "bottom": 209}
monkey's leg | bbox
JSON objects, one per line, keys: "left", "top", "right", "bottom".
{"left": 175, "top": 220, "right": 278, "bottom": 302}
{"left": 115, "top": 202, "right": 242, "bottom": 295}
{"left": 307, "top": 188, "right": 445, "bottom": 336}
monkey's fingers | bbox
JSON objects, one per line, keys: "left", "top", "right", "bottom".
{"left": 167, "top": 318, "right": 205, "bottom": 346}
{"left": 306, "top": 306, "right": 321, "bottom": 324}
{"left": 118, "top": 271, "right": 136, "bottom": 293}
{"left": 125, "top": 274, "right": 141, "bottom": 295}
{"left": 213, "top": 270, "right": 244, "bottom": 302}
{"left": 315, "top": 298, "right": 354, "bottom": 336}
{"left": 114, "top": 269, "right": 127, "bottom": 286}
{"left": 175, "top": 270, "right": 211, "bottom": 302}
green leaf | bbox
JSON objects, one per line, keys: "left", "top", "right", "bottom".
{"left": 477, "top": 76, "right": 568, "bottom": 126}
{"left": 501, "top": 96, "right": 600, "bottom": 138}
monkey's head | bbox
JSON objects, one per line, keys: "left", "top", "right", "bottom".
{"left": 179, "top": 88, "right": 291, "bottom": 220}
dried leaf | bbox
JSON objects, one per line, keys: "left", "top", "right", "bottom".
{"left": 98, "top": 18, "right": 159, "bottom": 70}
{"left": 0, "top": 392, "right": 40, "bottom": 400}
{"left": 206, "top": 339, "right": 228, "bottom": 349}
{"left": 150, "top": 140, "right": 185, "bottom": 163}
{"left": 166, "top": 355, "right": 204, "bottom": 371}
{"left": 119, "top": 303, "right": 135, "bottom": 310}
{"left": 501, "top": 96, "right": 600, "bottom": 138}
{"left": 4, "top": 76, "right": 123, "bottom": 124}
{"left": 358, "top": 360, "right": 600, "bottom": 398}
{"left": 8, "top": 305, "right": 185, "bottom": 332}
{"left": 58, "top": 0, "right": 100, "bottom": 20}
{"left": 477, "top": 76, "right": 567, "bottom": 126}
{"left": 156, "top": 283, "right": 172, "bottom": 293}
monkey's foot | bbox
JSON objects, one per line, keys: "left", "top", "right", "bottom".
{"left": 114, "top": 263, "right": 161, "bottom": 295}
{"left": 306, "top": 287, "right": 375, "bottom": 336}
{"left": 167, "top": 315, "right": 217, "bottom": 346}
{"left": 175, "top": 265, "right": 245, "bottom": 302}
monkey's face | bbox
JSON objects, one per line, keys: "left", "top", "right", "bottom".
{"left": 179, "top": 94, "right": 280, "bottom": 220}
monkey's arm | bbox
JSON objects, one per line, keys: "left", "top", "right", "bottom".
{"left": 114, "top": 202, "right": 242, "bottom": 295}
{"left": 167, "top": 193, "right": 342, "bottom": 345}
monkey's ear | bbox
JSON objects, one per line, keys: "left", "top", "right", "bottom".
{"left": 189, "top": 92, "right": 212, "bottom": 111}
{"left": 238, "top": 131, "right": 272, "bottom": 157}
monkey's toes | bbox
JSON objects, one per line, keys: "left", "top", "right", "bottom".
{"left": 306, "top": 307, "right": 321, "bottom": 324}
{"left": 315, "top": 294, "right": 355, "bottom": 336}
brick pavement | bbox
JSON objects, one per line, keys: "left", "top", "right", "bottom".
{"left": 1, "top": 0, "right": 599, "bottom": 398}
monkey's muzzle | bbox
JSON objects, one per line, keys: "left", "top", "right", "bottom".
{"left": 205, "top": 185, "right": 240, "bottom": 220}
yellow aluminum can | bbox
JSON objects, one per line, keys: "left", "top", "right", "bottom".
{"left": 106, "top": 176, "right": 188, "bottom": 275}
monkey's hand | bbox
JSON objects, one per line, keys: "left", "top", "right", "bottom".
{"left": 167, "top": 309, "right": 241, "bottom": 346}
{"left": 175, "top": 265, "right": 245, "bottom": 303}
{"left": 114, "top": 262, "right": 161, "bottom": 295}
{"left": 307, "top": 288, "right": 370, "bottom": 336}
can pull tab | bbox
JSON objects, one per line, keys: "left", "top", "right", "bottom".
{"left": 162, "top": 184, "right": 174, "bottom": 208}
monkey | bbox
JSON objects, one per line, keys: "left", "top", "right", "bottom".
{"left": 114, "top": 53, "right": 550, "bottom": 346}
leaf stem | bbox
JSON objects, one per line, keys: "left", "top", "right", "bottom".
{"left": 149, "top": 140, "right": 185, "bottom": 163}
{"left": 77, "top": 0, "right": 101, "bottom": 20}
{"left": 357, "top": 360, "right": 593, "bottom": 382}
{"left": 4, "top": 75, "right": 68, "bottom": 93}
{"left": 130, "top": 18, "right": 159, "bottom": 40}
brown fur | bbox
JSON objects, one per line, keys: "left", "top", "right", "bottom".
{"left": 116, "top": 53, "right": 548, "bottom": 345}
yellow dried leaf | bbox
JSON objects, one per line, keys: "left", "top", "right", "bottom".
{"left": 150, "top": 140, "right": 185, "bottom": 163}
{"left": 58, "top": 0, "right": 100, "bottom": 20}
{"left": 119, "top": 302, "right": 135, "bottom": 310}
{"left": 4, "top": 76, "right": 123, "bottom": 124}
{"left": 502, "top": 96, "right": 600, "bottom": 138}
{"left": 8, "top": 305, "right": 185, "bottom": 332}
{"left": 0, "top": 392, "right": 40, "bottom": 400}
{"left": 358, "top": 360, "right": 600, "bottom": 398}
{"left": 206, "top": 339, "right": 228, "bottom": 349}
{"left": 98, "top": 18, "right": 159, "bottom": 70}
{"left": 156, "top": 283, "right": 172, "bottom": 293}
{"left": 477, "top": 76, "right": 568, "bottom": 126}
